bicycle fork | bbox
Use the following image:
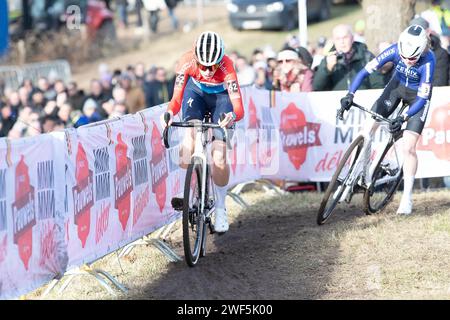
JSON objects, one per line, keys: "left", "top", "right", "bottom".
{"left": 337, "top": 121, "right": 378, "bottom": 203}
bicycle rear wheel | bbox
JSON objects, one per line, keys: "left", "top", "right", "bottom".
{"left": 183, "top": 161, "right": 205, "bottom": 267}
{"left": 317, "top": 135, "right": 364, "bottom": 225}
{"left": 364, "top": 134, "right": 404, "bottom": 214}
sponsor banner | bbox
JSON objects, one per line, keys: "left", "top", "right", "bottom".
{"left": 416, "top": 92, "right": 450, "bottom": 178}
{"left": 228, "top": 87, "right": 265, "bottom": 186}
{"left": 65, "top": 110, "right": 180, "bottom": 268}
{"left": 0, "top": 134, "right": 67, "bottom": 300}
{"left": 246, "top": 87, "right": 450, "bottom": 181}
{"left": 125, "top": 111, "right": 180, "bottom": 240}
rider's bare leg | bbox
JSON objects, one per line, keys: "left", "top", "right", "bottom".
{"left": 398, "top": 130, "right": 420, "bottom": 214}
{"left": 179, "top": 127, "right": 195, "bottom": 169}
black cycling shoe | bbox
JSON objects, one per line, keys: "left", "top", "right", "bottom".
{"left": 171, "top": 197, "right": 184, "bottom": 211}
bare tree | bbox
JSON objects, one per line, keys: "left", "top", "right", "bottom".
{"left": 362, "top": 0, "right": 417, "bottom": 52}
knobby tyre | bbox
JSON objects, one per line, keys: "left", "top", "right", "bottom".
{"left": 364, "top": 133, "right": 404, "bottom": 214}
{"left": 317, "top": 135, "right": 365, "bottom": 225}
{"left": 200, "top": 164, "right": 211, "bottom": 257}
{"left": 183, "top": 161, "right": 205, "bottom": 267}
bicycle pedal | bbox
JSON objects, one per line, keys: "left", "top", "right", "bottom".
{"left": 171, "top": 197, "right": 184, "bottom": 211}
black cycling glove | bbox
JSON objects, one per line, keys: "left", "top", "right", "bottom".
{"left": 389, "top": 115, "right": 406, "bottom": 133}
{"left": 340, "top": 93, "right": 354, "bottom": 111}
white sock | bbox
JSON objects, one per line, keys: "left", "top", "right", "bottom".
{"left": 401, "top": 176, "right": 415, "bottom": 203}
{"left": 214, "top": 184, "right": 228, "bottom": 209}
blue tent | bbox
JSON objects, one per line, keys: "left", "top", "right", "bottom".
{"left": 0, "top": 0, "right": 9, "bottom": 57}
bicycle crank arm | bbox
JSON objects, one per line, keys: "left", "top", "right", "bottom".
{"left": 373, "top": 174, "right": 401, "bottom": 188}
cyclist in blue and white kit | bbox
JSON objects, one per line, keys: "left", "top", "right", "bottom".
{"left": 340, "top": 25, "right": 435, "bottom": 215}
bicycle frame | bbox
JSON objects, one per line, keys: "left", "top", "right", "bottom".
{"left": 163, "top": 118, "right": 229, "bottom": 219}
{"left": 191, "top": 126, "right": 213, "bottom": 216}
{"left": 336, "top": 102, "right": 404, "bottom": 203}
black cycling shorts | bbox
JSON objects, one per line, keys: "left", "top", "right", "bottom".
{"left": 371, "top": 77, "right": 431, "bottom": 134}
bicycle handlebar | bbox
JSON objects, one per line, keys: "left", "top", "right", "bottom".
{"left": 338, "top": 102, "right": 393, "bottom": 124}
{"left": 162, "top": 112, "right": 232, "bottom": 149}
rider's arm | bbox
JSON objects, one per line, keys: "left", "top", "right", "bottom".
{"left": 349, "top": 44, "right": 397, "bottom": 94}
{"left": 223, "top": 57, "right": 244, "bottom": 122}
{"left": 406, "top": 59, "right": 435, "bottom": 118}
{"left": 167, "top": 54, "right": 192, "bottom": 116}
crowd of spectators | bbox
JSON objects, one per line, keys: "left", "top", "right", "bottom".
{"left": 0, "top": 61, "right": 175, "bottom": 138}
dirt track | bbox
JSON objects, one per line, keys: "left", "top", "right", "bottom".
{"left": 31, "top": 188, "right": 450, "bottom": 300}
{"left": 127, "top": 199, "right": 327, "bottom": 299}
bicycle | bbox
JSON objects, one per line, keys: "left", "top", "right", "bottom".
{"left": 162, "top": 112, "right": 231, "bottom": 266}
{"left": 317, "top": 101, "right": 407, "bottom": 225}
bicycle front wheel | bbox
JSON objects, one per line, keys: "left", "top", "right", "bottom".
{"left": 183, "top": 161, "right": 205, "bottom": 267}
{"left": 317, "top": 135, "right": 365, "bottom": 225}
{"left": 364, "top": 134, "right": 404, "bottom": 214}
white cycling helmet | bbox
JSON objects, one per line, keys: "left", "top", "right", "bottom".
{"left": 194, "top": 31, "right": 225, "bottom": 67}
{"left": 398, "top": 25, "right": 428, "bottom": 59}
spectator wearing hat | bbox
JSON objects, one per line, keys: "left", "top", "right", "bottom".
{"left": 273, "top": 48, "right": 314, "bottom": 92}
{"left": 410, "top": 16, "right": 449, "bottom": 86}
{"left": 313, "top": 24, "right": 384, "bottom": 91}
{"left": 74, "top": 98, "right": 103, "bottom": 128}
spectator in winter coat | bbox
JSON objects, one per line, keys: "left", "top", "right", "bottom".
{"left": 119, "top": 73, "right": 146, "bottom": 113}
{"left": 144, "top": 67, "right": 173, "bottom": 107}
{"left": 74, "top": 98, "right": 103, "bottom": 128}
{"left": 67, "top": 81, "right": 86, "bottom": 111}
{"left": 313, "top": 24, "right": 384, "bottom": 91}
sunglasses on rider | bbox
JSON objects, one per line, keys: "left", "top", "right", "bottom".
{"left": 400, "top": 54, "right": 419, "bottom": 62}
{"left": 197, "top": 62, "right": 220, "bottom": 72}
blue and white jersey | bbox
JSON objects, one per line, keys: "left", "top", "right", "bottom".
{"left": 349, "top": 43, "right": 435, "bottom": 118}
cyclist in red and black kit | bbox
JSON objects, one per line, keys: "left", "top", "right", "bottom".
{"left": 161, "top": 31, "right": 245, "bottom": 233}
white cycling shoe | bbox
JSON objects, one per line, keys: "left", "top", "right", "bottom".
{"left": 214, "top": 208, "right": 229, "bottom": 233}
{"left": 397, "top": 198, "right": 413, "bottom": 215}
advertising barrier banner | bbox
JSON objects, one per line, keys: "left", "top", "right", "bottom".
{"left": 0, "top": 134, "right": 67, "bottom": 300}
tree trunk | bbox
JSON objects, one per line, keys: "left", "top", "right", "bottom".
{"left": 362, "top": 0, "right": 417, "bottom": 53}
